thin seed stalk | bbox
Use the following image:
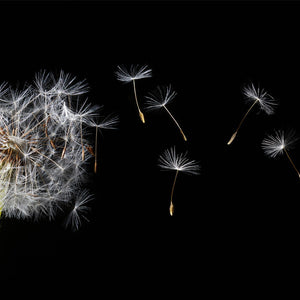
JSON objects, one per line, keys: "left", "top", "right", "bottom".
{"left": 94, "top": 127, "right": 98, "bottom": 173}
{"left": 164, "top": 106, "right": 187, "bottom": 142}
{"left": 132, "top": 79, "right": 145, "bottom": 123}
{"left": 283, "top": 148, "right": 300, "bottom": 179}
{"left": 227, "top": 99, "right": 259, "bottom": 145}
{"left": 169, "top": 170, "right": 179, "bottom": 216}
{"left": 0, "top": 162, "right": 13, "bottom": 218}
{"left": 80, "top": 120, "right": 85, "bottom": 161}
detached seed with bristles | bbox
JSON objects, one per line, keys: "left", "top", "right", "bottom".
{"left": 227, "top": 83, "right": 277, "bottom": 145}
{"left": 115, "top": 64, "right": 152, "bottom": 123}
{"left": 262, "top": 129, "right": 300, "bottom": 179}
{"left": 158, "top": 146, "right": 200, "bottom": 216}
{"left": 145, "top": 85, "right": 187, "bottom": 141}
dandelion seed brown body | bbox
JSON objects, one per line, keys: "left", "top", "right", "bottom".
{"left": 169, "top": 170, "right": 179, "bottom": 216}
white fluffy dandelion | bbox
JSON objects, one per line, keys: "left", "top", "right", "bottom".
{"left": 158, "top": 147, "right": 200, "bottom": 216}
{"left": 262, "top": 129, "right": 300, "bottom": 178}
{"left": 227, "top": 83, "right": 277, "bottom": 145}
{"left": 0, "top": 70, "right": 115, "bottom": 229}
{"left": 145, "top": 85, "right": 187, "bottom": 141}
{"left": 115, "top": 64, "right": 152, "bottom": 123}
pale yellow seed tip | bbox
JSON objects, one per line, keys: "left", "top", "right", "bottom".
{"left": 181, "top": 130, "right": 187, "bottom": 142}
{"left": 169, "top": 202, "right": 174, "bottom": 216}
{"left": 227, "top": 132, "right": 237, "bottom": 145}
{"left": 139, "top": 111, "right": 145, "bottom": 123}
{"left": 82, "top": 147, "right": 85, "bottom": 161}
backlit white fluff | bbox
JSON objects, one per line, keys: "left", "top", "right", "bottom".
{"left": 0, "top": 71, "right": 114, "bottom": 229}
{"left": 243, "top": 83, "right": 277, "bottom": 115}
{"left": 115, "top": 64, "right": 152, "bottom": 83}
{"left": 262, "top": 129, "right": 300, "bottom": 179}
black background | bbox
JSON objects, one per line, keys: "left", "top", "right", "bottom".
{"left": 1, "top": 0, "right": 300, "bottom": 296}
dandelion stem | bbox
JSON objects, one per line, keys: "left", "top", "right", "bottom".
{"left": 94, "top": 127, "right": 98, "bottom": 173}
{"left": 21, "top": 115, "right": 50, "bottom": 138}
{"left": 164, "top": 106, "right": 187, "bottom": 141}
{"left": 132, "top": 79, "right": 145, "bottom": 123}
{"left": 80, "top": 120, "right": 85, "bottom": 161}
{"left": 170, "top": 170, "right": 179, "bottom": 216}
{"left": 227, "top": 99, "right": 259, "bottom": 145}
{"left": 32, "top": 147, "right": 63, "bottom": 170}
{"left": 61, "top": 122, "right": 72, "bottom": 159}
{"left": 283, "top": 148, "right": 300, "bottom": 178}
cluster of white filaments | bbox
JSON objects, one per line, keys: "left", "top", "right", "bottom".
{"left": 243, "top": 83, "right": 277, "bottom": 115}
{"left": 0, "top": 71, "right": 116, "bottom": 224}
{"left": 261, "top": 129, "right": 290, "bottom": 158}
{"left": 158, "top": 147, "right": 200, "bottom": 175}
{"left": 262, "top": 129, "right": 300, "bottom": 178}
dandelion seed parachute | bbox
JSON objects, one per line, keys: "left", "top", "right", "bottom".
{"left": 262, "top": 129, "right": 300, "bottom": 178}
{"left": 115, "top": 64, "right": 152, "bottom": 123}
{"left": 158, "top": 146, "right": 200, "bottom": 216}
{"left": 227, "top": 83, "right": 277, "bottom": 145}
{"left": 145, "top": 85, "right": 187, "bottom": 141}
{"left": 88, "top": 111, "right": 119, "bottom": 173}
{"left": 0, "top": 70, "right": 112, "bottom": 229}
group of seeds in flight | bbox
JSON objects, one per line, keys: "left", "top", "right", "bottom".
{"left": 116, "top": 64, "right": 300, "bottom": 216}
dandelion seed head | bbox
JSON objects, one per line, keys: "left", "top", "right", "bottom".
{"left": 0, "top": 70, "right": 99, "bottom": 221}
{"left": 243, "top": 83, "right": 277, "bottom": 115}
{"left": 115, "top": 64, "right": 152, "bottom": 83}
{"left": 158, "top": 147, "right": 200, "bottom": 175}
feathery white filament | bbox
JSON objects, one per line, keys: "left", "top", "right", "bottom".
{"left": 262, "top": 129, "right": 297, "bottom": 158}
{"left": 115, "top": 64, "right": 152, "bottom": 83}
{"left": 158, "top": 147, "right": 200, "bottom": 175}
{"left": 145, "top": 85, "right": 177, "bottom": 110}
{"left": 262, "top": 129, "right": 300, "bottom": 179}
{"left": 64, "top": 189, "right": 93, "bottom": 231}
{"left": 243, "top": 83, "right": 277, "bottom": 115}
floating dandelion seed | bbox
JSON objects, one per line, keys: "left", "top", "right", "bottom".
{"left": 262, "top": 129, "right": 300, "bottom": 179}
{"left": 227, "top": 83, "right": 277, "bottom": 145}
{"left": 145, "top": 85, "right": 187, "bottom": 141}
{"left": 64, "top": 189, "right": 93, "bottom": 231}
{"left": 88, "top": 111, "right": 119, "bottom": 173}
{"left": 115, "top": 64, "right": 152, "bottom": 123}
{"left": 158, "top": 147, "right": 200, "bottom": 216}
{"left": 0, "top": 70, "right": 108, "bottom": 225}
